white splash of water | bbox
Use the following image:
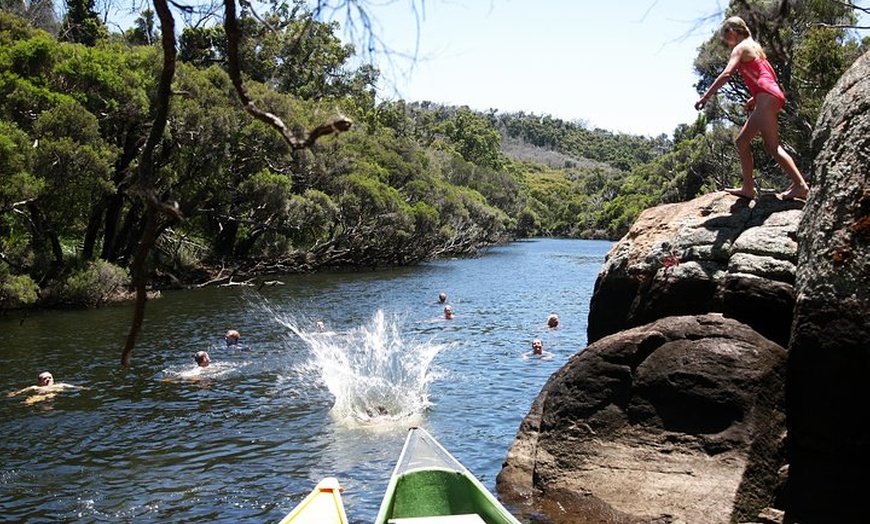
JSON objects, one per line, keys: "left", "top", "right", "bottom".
{"left": 283, "top": 310, "right": 446, "bottom": 427}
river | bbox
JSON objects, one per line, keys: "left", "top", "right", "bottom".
{"left": 0, "top": 238, "right": 613, "bottom": 523}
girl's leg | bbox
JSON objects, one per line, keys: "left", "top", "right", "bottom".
{"left": 755, "top": 94, "right": 810, "bottom": 200}
{"left": 728, "top": 111, "right": 761, "bottom": 198}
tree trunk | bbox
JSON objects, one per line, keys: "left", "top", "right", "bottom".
{"left": 121, "top": 0, "right": 177, "bottom": 367}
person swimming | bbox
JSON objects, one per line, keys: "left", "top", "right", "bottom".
{"left": 7, "top": 371, "right": 85, "bottom": 404}
{"left": 443, "top": 305, "right": 454, "bottom": 320}
{"left": 523, "top": 339, "right": 553, "bottom": 360}
{"left": 194, "top": 351, "right": 211, "bottom": 367}
{"left": 224, "top": 330, "right": 241, "bottom": 346}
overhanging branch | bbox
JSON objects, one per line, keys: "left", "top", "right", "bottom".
{"left": 223, "top": 0, "right": 352, "bottom": 149}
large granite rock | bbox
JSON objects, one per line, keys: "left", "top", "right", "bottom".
{"left": 497, "top": 314, "right": 787, "bottom": 524}
{"left": 785, "top": 51, "right": 870, "bottom": 523}
{"left": 587, "top": 192, "right": 804, "bottom": 347}
{"left": 498, "top": 50, "right": 870, "bottom": 524}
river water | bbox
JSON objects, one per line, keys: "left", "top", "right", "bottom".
{"left": 0, "top": 238, "right": 612, "bottom": 523}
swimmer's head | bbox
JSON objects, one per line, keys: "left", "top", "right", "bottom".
{"left": 194, "top": 351, "right": 210, "bottom": 367}
{"left": 224, "top": 330, "right": 240, "bottom": 345}
{"left": 531, "top": 339, "right": 543, "bottom": 354}
{"left": 37, "top": 371, "right": 54, "bottom": 387}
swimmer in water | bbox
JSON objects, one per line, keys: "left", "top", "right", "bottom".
{"left": 7, "top": 371, "right": 85, "bottom": 404}
{"left": 194, "top": 351, "right": 211, "bottom": 367}
{"left": 224, "top": 329, "right": 241, "bottom": 346}
{"left": 523, "top": 339, "right": 553, "bottom": 360}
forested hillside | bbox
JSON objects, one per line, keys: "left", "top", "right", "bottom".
{"left": 0, "top": 0, "right": 865, "bottom": 312}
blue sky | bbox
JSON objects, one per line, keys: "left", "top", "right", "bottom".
{"left": 333, "top": 0, "right": 868, "bottom": 137}
{"left": 105, "top": 1, "right": 869, "bottom": 138}
{"left": 350, "top": 0, "right": 733, "bottom": 137}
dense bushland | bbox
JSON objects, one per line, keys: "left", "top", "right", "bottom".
{"left": 0, "top": 0, "right": 864, "bottom": 311}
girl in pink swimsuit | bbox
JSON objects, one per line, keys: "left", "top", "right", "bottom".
{"left": 694, "top": 16, "right": 809, "bottom": 201}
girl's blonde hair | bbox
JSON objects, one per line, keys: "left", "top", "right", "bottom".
{"left": 720, "top": 15, "right": 767, "bottom": 58}
{"left": 720, "top": 16, "right": 752, "bottom": 39}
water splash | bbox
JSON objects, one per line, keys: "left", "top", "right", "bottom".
{"left": 282, "top": 310, "right": 447, "bottom": 427}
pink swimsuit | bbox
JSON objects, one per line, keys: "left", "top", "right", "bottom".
{"left": 738, "top": 57, "right": 786, "bottom": 108}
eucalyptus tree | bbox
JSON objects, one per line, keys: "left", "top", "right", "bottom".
{"left": 0, "top": 13, "right": 155, "bottom": 289}
{"left": 61, "top": 0, "right": 107, "bottom": 44}
{"left": 117, "top": 0, "right": 354, "bottom": 366}
{"left": 0, "top": 0, "right": 57, "bottom": 33}
{"left": 0, "top": 120, "right": 41, "bottom": 309}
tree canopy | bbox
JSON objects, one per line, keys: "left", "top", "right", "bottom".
{"left": 0, "top": 1, "right": 866, "bottom": 359}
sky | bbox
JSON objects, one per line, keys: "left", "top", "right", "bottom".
{"left": 343, "top": 0, "right": 734, "bottom": 137}
{"left": 326, "top": 0, "right": 868, "bottom": 137}
{"left": 105, "top": 0, "right": 869, "bottom": 138}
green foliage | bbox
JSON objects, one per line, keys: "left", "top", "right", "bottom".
{"left": 435, "top": 107, "right": 505, "bottom": 170}
{"left": 124, "top": 9, "right": 158, "bottom": 46}
{"left": 60, "top": 0, "right": 107, "bottom": 45}
{"left": 31, "top": 100, "right": 115, "bottom": 238}
{"left": 178, "top": 3, "right": 377, "bottom": 105}
{"left": 0, "top": 2, "right": 864, "bottom": 310}
{"left": 43, "top": 259, "right": 129, "bottom": 308}
{"left": 285, "top": 189, "right": 338, "bottom": 247}
{"left": 0, "top": 120, "right": 41, "bottom": 209}
{"left": 497, "top": 111, "right": 668, "bottom": 171}
{"left": 0, "top": 0, "right": 56, "bottom": 35}
{"left": 0, "top": 263, "right": 38, "bottom": 310}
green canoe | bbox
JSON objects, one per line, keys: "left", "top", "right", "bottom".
{"left": 374, "top": 426, "right": 523, "bottom": 524}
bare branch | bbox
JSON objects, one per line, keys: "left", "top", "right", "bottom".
{"left": 223, "top": 0, "right": 352, "bottom": 150}
{"left": 818, "top": 22, "right": 870, "bottom": 29}
{"left": 120, "top": 0, "right": 179, "bottom": 368}
{"left": 829, "top": 0, "right": 870, "bottom": 16}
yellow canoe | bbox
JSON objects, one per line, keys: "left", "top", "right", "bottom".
{"left": 278, "top": 477, "right": 348, "bottom": 524}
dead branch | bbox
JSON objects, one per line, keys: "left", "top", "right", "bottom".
{"left": 222, "top": 0, "right": 352, "bottom": 150}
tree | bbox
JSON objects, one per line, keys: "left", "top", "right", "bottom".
{"left": 120, "top": 0, "right": 357, "bottom": 366}
{"left": 61, "top": 0, "right": 107, "bottom": 45}
{"left": 1, "top": 0, "right": 57, "bottom": 33}
{"left": 125, "top": 8, "right": 159, "bottom": 46}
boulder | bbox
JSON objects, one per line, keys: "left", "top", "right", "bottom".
{"left": 785, "top": 51, "right": 870, "bottom": 523}
{"left": 499, "top": 50, "right": 870, "bottom": 524}
{"left": 498, "top": 314, "right": 787, "bottom": 524}
{"left": 587, "top": 192, "right": 804, "bottom": 347}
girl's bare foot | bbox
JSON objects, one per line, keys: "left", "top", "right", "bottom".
{"left": 725, "top": 187, "right": 757, "bottom": 199}
{"left": 779, "top": 185, "right": 809, "bottom": 201}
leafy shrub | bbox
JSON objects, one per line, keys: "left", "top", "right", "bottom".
{"left": 48, "top": 260, "right": 129, "bottom": 308}
{"left": 0, "top": 270, "right": 39, "bottom": 311}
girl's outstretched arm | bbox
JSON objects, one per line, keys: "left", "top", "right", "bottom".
{"left": 695, "top": 44, "right": 746, "bottom": 109}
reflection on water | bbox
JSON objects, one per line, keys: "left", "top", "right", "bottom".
{"left": 0, "top": 239, "right": 612, "bottom": 523}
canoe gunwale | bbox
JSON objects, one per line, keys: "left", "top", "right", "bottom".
{"left": 374, "top": 427, "right": 522, "bottom": 524}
